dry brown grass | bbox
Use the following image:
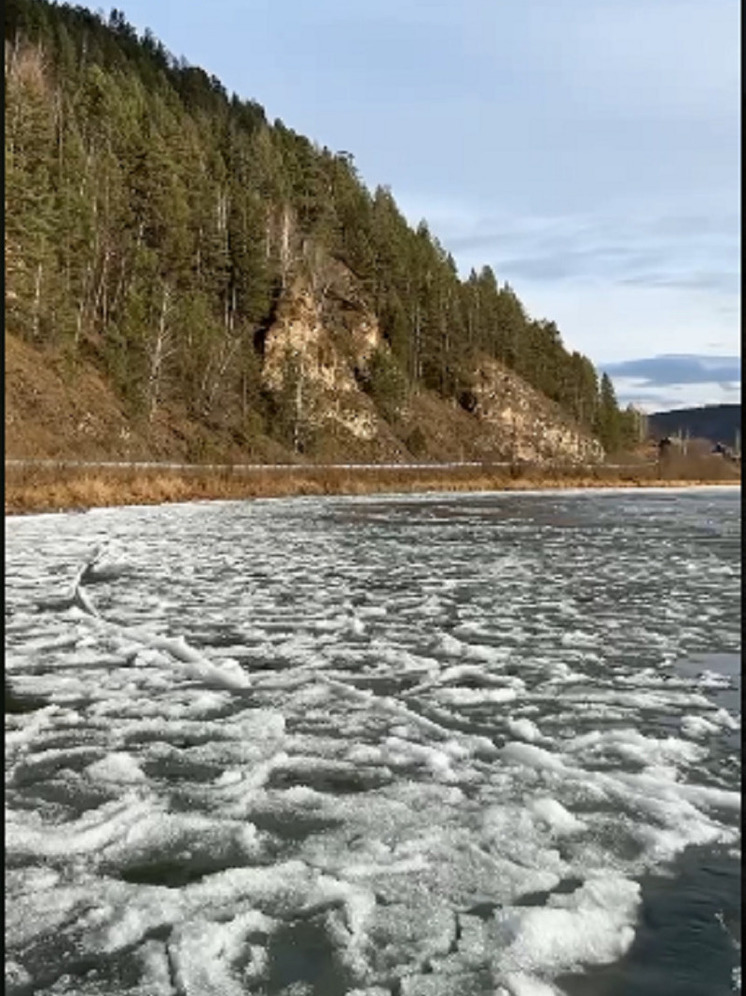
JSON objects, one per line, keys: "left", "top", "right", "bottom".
{"left": 5, "top": 457, "right": 740, "bottom": 515}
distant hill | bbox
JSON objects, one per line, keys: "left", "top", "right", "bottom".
{"left": 648, "top": 404, "right": 741, "bottom": 447}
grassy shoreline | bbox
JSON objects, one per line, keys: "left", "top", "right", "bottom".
{"left": 5, "top": 459, "right": 740, "bottom": 515}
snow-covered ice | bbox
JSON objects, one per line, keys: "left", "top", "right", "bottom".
{"left": 4, "top": 488, "right": 741, "bottom": 995}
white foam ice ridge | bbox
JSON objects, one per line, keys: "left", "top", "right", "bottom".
{"left": 4, "top": 489, "right": 741, "bottom": 995}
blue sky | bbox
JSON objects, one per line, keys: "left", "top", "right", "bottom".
{"left": 84, "top": 0, "right": 739, "bottom": 411}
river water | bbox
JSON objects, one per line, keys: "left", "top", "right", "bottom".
{"left": 5, "top": 487, "right": 741, "bottom": 995}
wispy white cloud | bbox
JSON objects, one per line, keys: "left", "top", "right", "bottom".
{"left": 603, "top": 355, "right": 740, "bottom": 384}
{"left": 613, "top": 378, "right": 741, "bottom": 413}
{"left": 397, "top": 201, "right": 739, "bottom": 294}
{"left": 603, "top": 353, "right": 741, "bottom": 411}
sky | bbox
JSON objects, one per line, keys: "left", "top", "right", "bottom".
{"left": 83, "top": 0, "right": 740, "bottom": 412}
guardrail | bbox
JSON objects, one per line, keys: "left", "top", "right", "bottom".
{"left": 5, "top": 458, "right": 659, "bottom": 472}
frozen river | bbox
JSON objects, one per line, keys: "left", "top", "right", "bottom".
{"left": 5, "top": 487, "right": 741, "bottom": 995}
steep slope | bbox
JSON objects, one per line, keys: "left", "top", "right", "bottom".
{"left": 5, "top": 263, "right": 602, "bottom": 464}
{"left": 5, "top": 332, "right": 287, "bottom": 463}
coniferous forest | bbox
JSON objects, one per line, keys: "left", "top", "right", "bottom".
{"left": 5, "top": 0, "right": 640, "bottom": 458}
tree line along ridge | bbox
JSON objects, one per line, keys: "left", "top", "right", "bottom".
{"left": 4, "top": 0, "right": 639, "bottom": 457}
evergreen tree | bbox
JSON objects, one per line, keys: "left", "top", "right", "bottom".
{"left": 595, "top": 373, "right": 622, "bottom": 453}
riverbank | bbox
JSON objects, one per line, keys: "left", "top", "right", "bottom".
{"left": 5, "top": 458, "right": 740, "bottom": 514}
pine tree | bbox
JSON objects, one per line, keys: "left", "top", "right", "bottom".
{"left": 595, "top": 373, "right": 622, "bottom": 453}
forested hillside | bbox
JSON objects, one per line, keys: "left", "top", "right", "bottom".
{"left": 648, "top": 405, "right": 741, "bottom": 449}
{"left": 5, "top": 0, "right": 641, "bottom": 461}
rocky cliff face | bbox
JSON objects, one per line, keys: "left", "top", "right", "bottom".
{"left": 259, "top": 269, "right": 604, "bottom": 465}
{"left": 470, "top": 360, "right": 604, "bottom": 464}
{"left": 261, "top": 277, "right": 386, "bottom": 447}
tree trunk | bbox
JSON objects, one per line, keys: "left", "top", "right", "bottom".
{"left": 32, "top": 261, "right": 43, "bottom": 340}
{"left": 279, "top": 204, "right": 293, "bottom": 287}
{"left": 74, "top": 263, "right": 92, "bottom": 349}
{"left": 293, "top": 352, "right": 304, "bottom": 454}
{"left": 148, "top": 283, "right": 171, "bottom": 419}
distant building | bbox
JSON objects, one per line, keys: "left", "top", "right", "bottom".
{"left": 658, "top": 436, "right": 674, "bottom": 457}
{"left": 712, "top": 442, "right": 740, "bottom": 463}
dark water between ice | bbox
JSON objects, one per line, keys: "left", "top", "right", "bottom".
{"left": 5, "top": 486, "right": 741, "bottom": 995}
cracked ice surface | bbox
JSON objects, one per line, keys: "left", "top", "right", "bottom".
{"left": 4, "top": 488, "right": 741, "bottom": 995}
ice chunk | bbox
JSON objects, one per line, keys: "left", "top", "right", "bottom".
{"left": 86, "top": 751, "right": 146, "bottom": 783}
{"left": 501, "top": 742, "right": 566, "bottom": 773}
{"left": 4, "top": 961, "right": 32, "bottom": 989}
{"left": 507, "top": 718, "right": 544, "bottom": 743}
{"left": 680, "top": 714, "right": 721, "bottom": 738}
{"left": 711, "top": 707, "right": 740, "bottom": 730}
{"left": 168, "top": 911, "right": 273, "bottom": 996}
{"left": 696, "top": 669, "right": 732, "bottom": 689}
{"left": 494, "top": 875, "right": 640, "bottom": 976}
{"left": 437, "top": 686, "right": 518, "bottom": 705}
{"left": 137, "top": 940, "right": 175, "bottom": 996}
{"left": 6, "top": 793, "right": 156, "bottom": 859}
{"left": 529, "top": 798, "right": 587, "bottom": 835}
{"left": 503, "top": 974, "right": 564, "bottom": 996}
